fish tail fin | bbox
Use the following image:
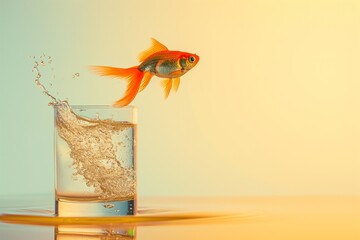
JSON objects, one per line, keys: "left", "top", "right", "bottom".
{"left": 90, "top": 66, "right": 137, "bottom": 80}
{"left": 90, "top": 65, "right": 144, "bottom": 107}
{"left": 113, "top": 68, "right": 143, "bottom": 107}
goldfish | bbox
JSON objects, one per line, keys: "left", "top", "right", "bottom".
{"left": 91, "top": 38, "right": 199, "bottom": 107}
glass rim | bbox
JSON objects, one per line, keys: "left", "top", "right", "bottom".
{"left": 54, "top": 104, "right": 137, "bottom": 123}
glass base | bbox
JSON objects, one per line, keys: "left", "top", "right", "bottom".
{"left": 55, "top": 226, "right": 136, "bottom": 239}
{"left": 55, "top": 199, "right": 136, "bottom": 217}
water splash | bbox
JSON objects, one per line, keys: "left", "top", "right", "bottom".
{"left": 32, "top": 55, "right": 58, "bottom": 104}
{"left": 33, "top": 56, "right": 136, "bottom": 203}
{"left": 55, "top": 105, "right": 136, "bottom": 200}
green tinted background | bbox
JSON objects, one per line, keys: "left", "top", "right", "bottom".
{"left": 1, "top": 0, "right": 359, "bottom": 196}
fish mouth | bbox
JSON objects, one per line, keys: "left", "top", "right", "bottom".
{"left": 194, "top": 54, "right": 200, "bottom": 63}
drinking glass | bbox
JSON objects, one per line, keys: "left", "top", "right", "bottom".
{"left": 54, "top": 104, "right": 137, "bottom": 217}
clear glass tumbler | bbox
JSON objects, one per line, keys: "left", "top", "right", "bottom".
{"left": 54, "top": 104, "right": 137, "bottom": 217}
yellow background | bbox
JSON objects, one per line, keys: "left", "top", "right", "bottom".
{"left": 0, "top": 0, "right": 359, "bottom": 196}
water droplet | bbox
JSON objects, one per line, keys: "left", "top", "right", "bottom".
{"left": 72, "top": 73, "right": 80, "bottom": 78}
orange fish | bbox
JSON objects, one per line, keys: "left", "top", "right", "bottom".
{"left": 91, "top": 38, "right": 200, "bottom": 107}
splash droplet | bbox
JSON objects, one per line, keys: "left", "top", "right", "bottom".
{"left": 72, "top": 73, "right": 80, "bottom": 78}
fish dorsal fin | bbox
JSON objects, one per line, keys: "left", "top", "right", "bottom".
{"left": 138, "top": 38, "right": 168, "bottom": 62}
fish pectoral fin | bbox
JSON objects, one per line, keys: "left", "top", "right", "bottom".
{"left": 139, "top": 72, "right": 152, "bottom": 92}
{"left": 172, "top": 78, "right": 180, "bottom": 92}
{"left": 138, "top": 38, "right": 168, "bottom": 62}
{"left": 161, "top": 78, "right": 172, "bottom": 99}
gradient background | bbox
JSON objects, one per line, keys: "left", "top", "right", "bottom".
{"left": 0, "top": 0, "right": 359, "bottom": 197}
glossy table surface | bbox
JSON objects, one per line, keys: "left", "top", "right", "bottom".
{"left": 0, "top": 195, "right": 359, "bottom": 240}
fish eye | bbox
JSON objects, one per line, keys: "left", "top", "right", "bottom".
{"left": 188, "top": 56, "right": 195, "bottom": 63}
